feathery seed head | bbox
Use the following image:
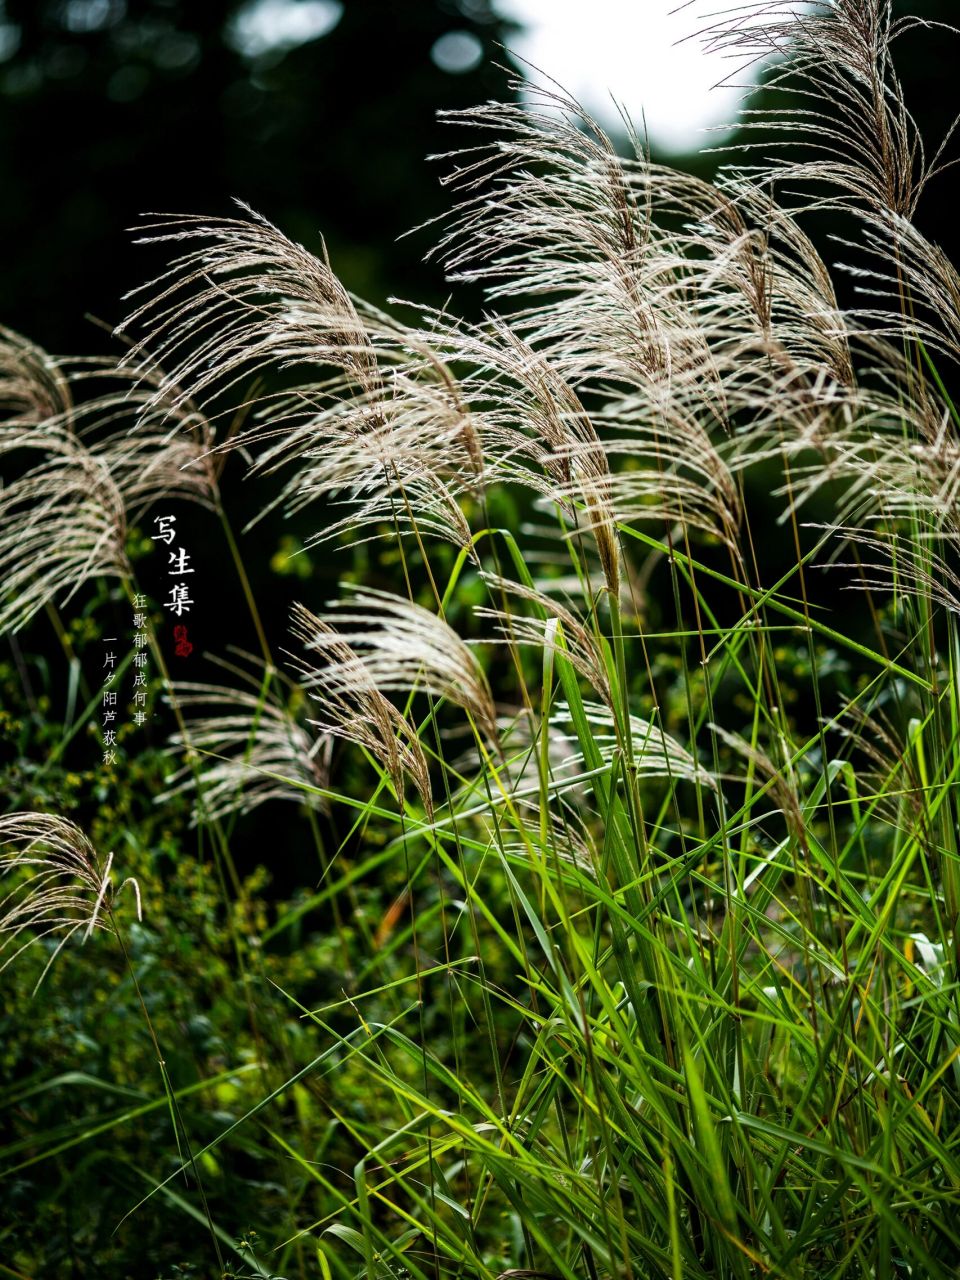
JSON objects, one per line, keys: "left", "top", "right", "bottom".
{"left": 0, "top": 813, "right": 141, "bottom": 991}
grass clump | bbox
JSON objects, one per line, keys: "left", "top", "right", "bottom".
{"left": 3, "top": 2, "right": 960, "bottom": 1276}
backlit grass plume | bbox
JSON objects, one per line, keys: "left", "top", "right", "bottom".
{"left": 0, "top": 331, "right": 218, "bottom": 631}
{"left": 6, "top": 1, "right": 960, "bottom": 1277}
{"left": 0, "top": 813, "right": 141, "bottom": 991}
{"left": 289, "top": 601, "right": 436, "bottom": 816}
{"left": 161, "top": 656, "right": 332, "bottom": 824}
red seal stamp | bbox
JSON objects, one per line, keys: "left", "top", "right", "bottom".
{"left": 173, "top": 624, "right": 193, "bottom": 658}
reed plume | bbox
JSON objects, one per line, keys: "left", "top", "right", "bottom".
{"left": 0, "top": 330, "right": 218, "bottom": 631}
{"left": 0, "top": 813, "right": 141, "bottom": 990}
{"left": 161, "top": 656, "right": 331, "bottom": 824}
{"left": 6, "top": 4, "right": 960, "bottom": 1275}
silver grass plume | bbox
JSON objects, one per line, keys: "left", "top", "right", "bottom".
{"left": 699, "top": 0, "right": 957, "bottom": 219}
{"left": 428, "top": 78, "right": 848, "bottom": 385}
{"left": 293, "top": 587, "right": 497, "bottom": 743}
{"left": 70, "top": 358, "right": 220, "bottom": 520}
{"left": 730, "top": 332, "right": 960, "bottom": 612}
{"left": 466, "top": 699, "right": 715, "bottom": 811}
{"left": 424, "top": 79, "right": 861, "bottom": 561}
{"left": 847, "top": 214, "right": 960, "bottom": 368}
{"left": 289, "top": 602, "right": 434, "bottom": 817}
{"left": 236, "top": 363, "right": 478, "bottom": 552}
{"left": 452, "top": 320, "right": 622, "bottom": 594}
{"left": 119, "top": 204, "right": 380, "bottom": 408}
{"left": 0, "top": 425, "right": 128, "bottom": 634}
{"left": 692, "top": 1, "right": 960, "bottom": 615}
{"left": 160, "top": 657, "right": 331, "bottom": 824}
{"left": 476, "top": 573, "right": 614, "bottom": 711}
{"left": 0, "top": 813, "right": 141, "bottom": 991}
{"left": 113, "top": 89, "right": 874, "bottom": 578}
{"left": 710, "top": 725, "right": 810, "bottom": 854}
{"left": 0, "top": 330, "right": 218, "bottom": 632}
{"left": 834, "top": 703, "right": 925, "bottom": 832}
{"left": 556, "top": 701, "right": 717, "bottom": 793}
{"left": 117, "top": 208, "right": 483, "bottom": 553}
{"left": 0, "top": 325, "right": 73, "bottom": 433}
{"left": 105, "top": 4, "right": 959, "bottom": 632}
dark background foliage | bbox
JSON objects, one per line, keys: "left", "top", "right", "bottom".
{"left": 0, "top": 0, "right": 520, "bottom": 354}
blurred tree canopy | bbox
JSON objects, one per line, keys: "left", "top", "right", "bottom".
{"left": 1, "top": 0, "right": 958, "bottom": 356}
{"left": 0, "top": 0, "right": 519, "bottom": 352}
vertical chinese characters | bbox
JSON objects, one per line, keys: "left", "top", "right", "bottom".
{"left": 132, "top": 592, "right": 149, "bottom": 727}
{"left": 100, "top": 593, "right": 152, "bottom": 768}
{"left": 153, "top": 514, "right": 195, "bottom": 626}
{"left": 101, "top": 634, "right": 118, "bottom": 767}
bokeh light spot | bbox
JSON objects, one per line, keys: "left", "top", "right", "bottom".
{"left": 227, "top": 0, "right": 343, "bottom": 59}
{"left": 431, "top": 29, "right": 484, "bottom": 75}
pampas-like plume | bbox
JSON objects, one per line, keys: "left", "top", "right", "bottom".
{"left": 840, "top": 212, "right": 960, "bottom": 371}
{"left": 724, "top": 329, "right": 960, "bottom": 615}
{"left": 290, "top": 602, "right": 434, "bottom": 817}
{"left": 119, "top": 205, "right": 380, "bottom": 409}
{"left": 689, "top": 4, "right": 960, "bottom": 604}
{"left": 476, "top": 573, "right": 613, "bottom": 711}
{"left": 699, "top": 0, "right": 957, "bottom": 219}
{"left": 120, "top": 84, "right": 878, "bottom": 580}
{"left": 478, "top": 699, "right": 715, "bottom": 807}
{"left": 424, "top": 79, "right": 869, "bottom": 563}
{"left": 0, "top": 438, "right": 128, "bottom": 633}
{"left": 431, "top": 320, "right": 623, "bottom": 591}
{"left": 834, "top": 703, "right": 925, "bottom": 831}
{"left": 161, "top": 659, "right": 332, "bottom": 824}
{"left": 0, "top": 813, "right": 141, "bottom": 991}
{"left": 827, "top": 521, "right": 960, "bottom": 617}
{"left": 0, "top": 341, "right": 127, "bottom": 635}
{"left": 558, "top": 701, "right": 717, "bottom": 793}
{"left": 0, "top": 331, "right": 219, "bottom": 633}
{"left": 72, "top": 360, "right": 220, "bottom": 520}
{"left": 0, "top": 325, "right": 73, "bottom": 432}
{"left": 429, "top": 76, "right": 847, "bottom": 381}
{"left": 292, "top": 588, "right": 497, "bottom": 743}
{"left": 238, "top": 376, "right": 479, "bottom": 552}
{"left": 118, "top": 208, "right": 484, "bottom": 551}
{"left": 115, "top": 84, "right": 884, "bottom": 581}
